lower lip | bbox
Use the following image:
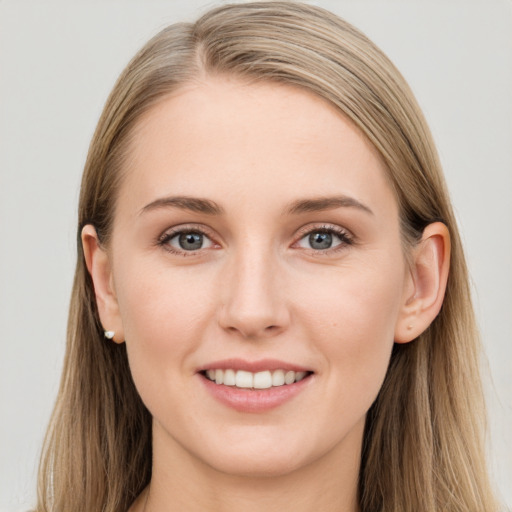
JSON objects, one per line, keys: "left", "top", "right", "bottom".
{"left": 199, "top": 373, "right": 312, "bottom": 413}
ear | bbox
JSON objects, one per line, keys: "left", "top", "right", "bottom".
{"left": 394, "top": 222, "right": 450, "bottom": 343}
{"left": 82, "top": 224, "right": 124, "bottom": 343}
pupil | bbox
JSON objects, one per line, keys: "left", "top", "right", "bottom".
{"left": 179, "top": 233, "right": 203, "bottom": 250}
{"left": 309, "top": 232, "right": 332, "bottom": 249}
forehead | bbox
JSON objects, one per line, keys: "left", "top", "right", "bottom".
{"left": 117, "top": 77, "right": 396, "bottom": 220}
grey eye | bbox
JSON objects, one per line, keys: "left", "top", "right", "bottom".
{"left": 308, "top": 232, "right": 333, "bottom": 250}
{"left": 297, "top": 229, "right": 346, "bottom": 251}
{"left": 169, "top": 232, "right": 212, "bottom": 251}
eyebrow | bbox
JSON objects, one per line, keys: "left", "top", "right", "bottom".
{"left": 139, "top": 194, "right": 373, "bottom": 217}
{"left": 139, "top": 196, "right": 224, "bottom": 216}
{"left": 285, "top": 196, "right": 374, "bottom": 216}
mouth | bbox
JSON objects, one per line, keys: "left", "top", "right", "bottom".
{"left": 201, "top": 368, "right": 312, "bottom": 389}
{"left": 197, "top": 360, "right": 314, "bottom": 412}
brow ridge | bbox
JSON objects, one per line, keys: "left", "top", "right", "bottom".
{"left": 285, "top": 196, "right": 374, "bottom": 215}
{"left": 139, "top": 194, "right": 372, "bottom": 217}
{"left": 139, "top": 196, "right": 224, "bottom": 216}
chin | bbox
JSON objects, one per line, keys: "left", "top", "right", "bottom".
{"left": 205, "top": 450, "right": 311, "bottom": 479}
{"left": 190, "top": 427, "right": 335, "bottom": 480}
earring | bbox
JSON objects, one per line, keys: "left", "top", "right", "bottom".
{"left": 104, "top": 330, "right": 115, "bottom": 340}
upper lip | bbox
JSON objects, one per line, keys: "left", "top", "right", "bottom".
{"left": 197, "top": 358, "right": 312, "bottom": 373}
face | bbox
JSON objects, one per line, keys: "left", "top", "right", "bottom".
{"left": 104, "top": 77, "right": 413, "bottom": 477}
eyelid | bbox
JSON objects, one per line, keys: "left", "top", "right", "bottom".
{"left": 157, "top": 223, "right": 221, "bottom": 254}
{"left": 155, "top": 222, "right": 354, "bottom": 256}
{"left": 158, "top": 223, "right": 213, "bottom": 242}
{"left": 292, "top": 223, "right": 355, "bottom": 252}
{"left": 294, "top": 223, "right": 354, "bottom": 239}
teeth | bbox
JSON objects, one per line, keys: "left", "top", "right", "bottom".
{"left": 204, "top": 369, "right": 310, "bottom": 388}
{"left": 223, "top": 369, "right": 236, "bottom": 386}
{"left": 235, "top": 370, "right": 253, "bottom": 388}
{"left": 253, "top": 371, "right": 272, "bottom": 389}
{"left": 284, "top": 370, "right": 295, "bottom": 385}
{"left": 295, "top": 371, "right": 307, "bottom": 382}
{"left": 272, "top": 369, "right": 285, "bottom": 386}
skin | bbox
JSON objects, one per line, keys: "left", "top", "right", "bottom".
{"left": 83, "top": 77, "right": 450, "bottom": 512}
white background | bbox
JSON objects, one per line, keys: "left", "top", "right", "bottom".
{"left": 0, "top": 1, "right": 510, "bottom": 510}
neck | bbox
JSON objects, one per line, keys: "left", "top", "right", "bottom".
{"left": 138, "top": 419, "right": 363, "bottom": 512}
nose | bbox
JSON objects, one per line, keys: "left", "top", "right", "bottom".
{"left": 218, "top": 246, "right": 290, "bottom": 340}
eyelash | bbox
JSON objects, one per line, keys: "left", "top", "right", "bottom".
{"left": 157, "top": 224, "right": 354, "bottom": 256}
{"left": 157, "top": 225, "right": 217, "bottom": 257}
{"left": 294, "top": 224, "right": 354, "bottom": 254}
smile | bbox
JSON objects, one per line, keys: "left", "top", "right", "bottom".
{"left": 203, "top": 369, "right": 310, "bottom": 389}
{"left": 198, "top": 360, "right": 314, "bottom": 412}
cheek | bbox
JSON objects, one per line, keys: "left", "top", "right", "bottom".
{"left": 300, "top": 253, "right": 403, "bottom": 333}
{"left": 296, "top": 255, "right": 405, "bottom": 402}
{"left": 113, "top": 261, "right": 214, "bottom": 397}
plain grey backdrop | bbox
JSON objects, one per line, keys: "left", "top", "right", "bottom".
{"left": 1, "top": 1, "right": 511, "bottom": 510}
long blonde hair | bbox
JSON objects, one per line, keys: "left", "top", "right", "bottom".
{"left": 36, "top": 2, "right": 498, "bottom": 511}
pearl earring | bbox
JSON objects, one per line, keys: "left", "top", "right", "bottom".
{"left": 104, "top": 330, "right": 115, "bottom": 339}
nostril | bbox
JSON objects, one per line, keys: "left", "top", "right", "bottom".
{"left": 225, "top": 323, "right": 282, "bottom": 339}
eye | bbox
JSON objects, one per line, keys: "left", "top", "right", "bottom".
{"left": 159, "top": 229, "right": 214, "bottom": 253}
{"left": 295, "top": 226, "right": 352, "bottom": 251}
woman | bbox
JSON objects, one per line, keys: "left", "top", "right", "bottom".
{"left": 35, "top": 2, "right": 499, "bottom": 511}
